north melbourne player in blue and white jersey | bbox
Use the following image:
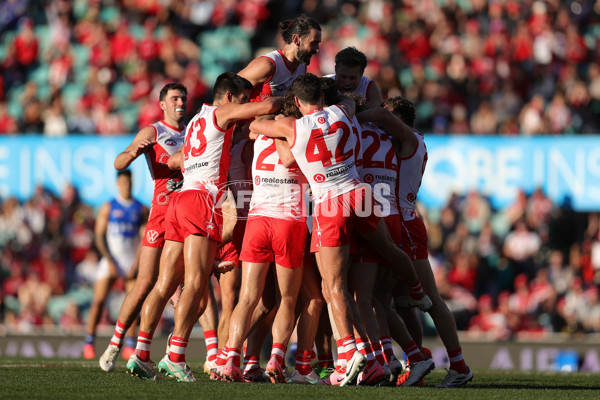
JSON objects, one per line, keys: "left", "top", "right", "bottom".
{"left": 83, "top": 170, "right": 148, "bottom": 360}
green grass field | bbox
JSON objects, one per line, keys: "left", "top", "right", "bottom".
{"left": 1, "top": 358, "right": 599, "bottom": 400}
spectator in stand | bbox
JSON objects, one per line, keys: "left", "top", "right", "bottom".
{"left": 503, "top": 220, "right": 541, "bottom": 280}
{"left": 1, "top": 0, "right": 598, "bottom": 135}
{"left": 0, "top": 103, "right": 18, "bottom": 134}
{"left": 43, "top": 95, "right": 68, "bottom": 137}
{"left": 12, "top": 18, "right": 38, "bottom": 73}
{"left": 469, "top": 102, "right": 498, "bottom": 135}
{"left": 467, "top": 294, "right": 509, "bottom": 340}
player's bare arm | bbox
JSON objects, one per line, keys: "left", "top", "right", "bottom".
{"left": 274, "top": 138, "right": 297, "bottom": 168}
{"left": 357, "top": 107, "right": 418, "bottom": 157}
{"left": 114, "top": 126, "right": 156, "bottom": 170}
{"left": 94, "top": 202, "right": 118, "bottom": 277}
{"left": 249, "top": 116, "right": 295, "bottom": 142}
{"left": 215, "top": 96, "right": 283, "bottom": 129}
{"left": 336, "top": 94, "right": 356, "bottom": 119}
{"left": 167, "top": 147, "right": 183, "bottom": 170}
{"left": 366, "top": 82, "right": 383, "bottom": 109}
{"left": 238, "top": 56, "right": 276, "bottom": 87}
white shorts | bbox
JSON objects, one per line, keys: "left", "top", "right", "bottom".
{"left": 96, "top": 257, "right": 135, "bottom": 281}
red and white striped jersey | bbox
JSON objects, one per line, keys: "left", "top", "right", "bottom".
{"left": 250, "top": 50, "right": 306, "bottom": 102}
{"left": 249, "top": 135, "right": 308, "bottom": 220}
{"left": 359, "top": 122, "right": 400, "bottom": 216}
{"left": 397, "top": 129, "right": 428, "bottom": 221}
{"left": 291, "top": 105, "right": 360, "bottom": 203}
{"left": 145, "top": 121, "right": 185, "bottom": 209}
{"left": 181, "top": 105, "right": 234, "bottom": 200}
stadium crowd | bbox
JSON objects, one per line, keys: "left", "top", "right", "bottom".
{"left": 0, "top": 0, "right": 599, "bottom": 136}
{"left": 1, "top": 181, "right": 599, "bottom": 339}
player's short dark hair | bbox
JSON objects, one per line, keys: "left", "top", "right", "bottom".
{"left": 117, "top": 169, "right": 132, "bottom": 179}
{"left": 213, "top": 72, "right": 252, "bottom": 100}
{"left": 159, "top": 82, "right": 187, "bottom": 101}
{"left": 320, "top": 77, "right": 339, "bottom": 106}
{"left": 279, "top": 15, "right": 321, "bottom": 44}
{"left": 282, "top": 91, "right": 302, "bottom": 119}
{"left": 335, "top": 47, "right": 368, "bottom": 72}
{"left": 382, "top": 96, "right": 416, "bottom": 127}
{"left": 291, "top": 73, "right": 322, "bottom": 105}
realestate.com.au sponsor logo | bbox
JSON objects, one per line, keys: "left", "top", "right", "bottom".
{"left": 215, "top": 180, "right": 394, "bottom": 220}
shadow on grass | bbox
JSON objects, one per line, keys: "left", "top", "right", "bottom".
{"left": 467, "top": 383, "right": 600, "bottom": 391}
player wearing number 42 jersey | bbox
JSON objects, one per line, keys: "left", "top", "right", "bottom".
{"left": 249, "top": 73, "right": 432, "bottom": 387}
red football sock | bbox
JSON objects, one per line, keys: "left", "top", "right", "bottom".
{"left": 133, "top": 331, "right": 152, "bottom": 361}
{"left": 402, "top": 340, "right": 425, "bottom": 363}
{"left": 448, "top": 347, "right": 468, "bottom": 374}
{"left": 168, "top": 336, "right": 188, "bottom": 363}
{"left": 109, "top": 320, "right": 130, "bottom": 348}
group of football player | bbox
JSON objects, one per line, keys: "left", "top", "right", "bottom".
{"left": 87, "top": 15, "right": 473, "bottom": 388}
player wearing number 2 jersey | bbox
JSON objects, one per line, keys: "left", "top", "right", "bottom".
{"left": 355, "top": 104, "right": 437, "bottom": 386}
{"left": 99, "top": 83, "right": 187, "bottom": 372}
{"left": 125, "top": 73, "right": 282, "bottom": 382}
{"left": 217, "top": 133, "right": 309, "bottom": 383}
{"left": 380, "top": 97, "right": 473, "bottom": 388}
{"left": 249, "top": 73, "right": 432, "bottom": 387}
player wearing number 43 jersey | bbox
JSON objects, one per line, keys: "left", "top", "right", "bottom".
{"left": 124, "top": 72, "right": 283, "bottom": 382}
{"left": 250, "top": 73, "right": 432, "bottom": 387}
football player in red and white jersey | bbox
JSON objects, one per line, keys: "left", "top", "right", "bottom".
{"left": 215, "top": 120, "right": 310, "bottom": 383}
{"left": 327, "top": 47, "right": 383, "bottom": 109}
{"left": 124, "top": 73, "right": 282, "bottom": 382}
{"left": 238, "top": 15, "right": 321, "bottom": 102}
{"left": 214, "top": 15, "right": 320, "bottom": 380}
{"left": 249, "top": 73, "right": 432, "bottom": 387}
{"left": 354, "top": 102, "right": 437, "bottom": 386}
{"left": 380, "top": 97, "right": 473, "bottom": 388}
{"left": 98, "top": 83, "right": 188, "bottom": 372}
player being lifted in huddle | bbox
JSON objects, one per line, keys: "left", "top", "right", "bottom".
{"left": 125, "top": 72, "right": 282, "bottom": 382}
{"left": 239, "top": 14, "right": 321, "bottom": 101}
{"left": 249, "top": 73, "right": 432, "bottom": 386}
{"left": 328, "top": 47, "right": 383, "bottom": 108}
